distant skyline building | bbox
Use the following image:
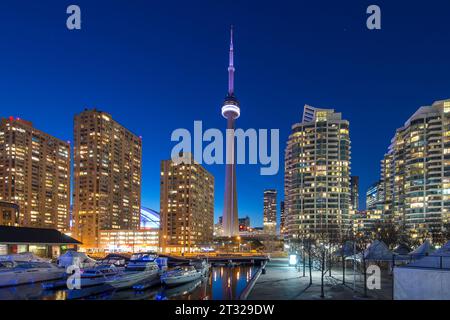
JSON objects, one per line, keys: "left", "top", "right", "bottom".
{"left": 350, "top": 176, "right": 359, "bottom": 211}
{"left": 221, "top": 26, "right": 241, "bottom": 237}
{"left": 160, "top": 155, "right": 214, "bottom": 253}
{"left": 366, "top": 180, "right": 383, "bottom": 210}
{"left": 284, "top": 105, "right": 351, "bottom": 240}
{"left": 263, "top": 189, "right": 277, "bottom": 235}
{"left": 238, "top": 216, "right": 251, "bottom": 231}
{"left": 72, "top": 109, "right": 142, "bottom": 248}
{"left": 0, "top": 118, "right": 70, "bottom": 231}
{"left": 376, "top": 99, "right": 450, "bottom": 238}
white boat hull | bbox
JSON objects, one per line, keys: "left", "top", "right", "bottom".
{"left": 107, "top": 270, "right": 159, "bottom": 290}
{"left": 162, "top": 271, "right": 203, "bottom": 286}
{"left": 0, "top": 268, "right": 64, "bottom": 288}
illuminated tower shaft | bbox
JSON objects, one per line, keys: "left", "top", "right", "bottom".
{"left": 222, "top": 26, "right": 240, "bottom": 237}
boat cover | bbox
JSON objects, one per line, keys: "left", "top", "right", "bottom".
{"left": 58, "top": 251, "right": 97, "bottom": 268}
{"left": 0, "top": 252, "right": 51, "bottom": 263}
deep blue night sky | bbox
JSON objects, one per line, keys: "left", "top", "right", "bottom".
{"left": 1, "top": 0, "right": 450, "bottom": 227}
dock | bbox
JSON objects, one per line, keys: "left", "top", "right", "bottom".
{"left": 161, "top": 253, "right": 269, "bottom": 266}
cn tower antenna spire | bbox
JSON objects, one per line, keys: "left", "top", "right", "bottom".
{"left": 228, "top": 25, "right": 235, "bottom": 96}
{"left": 221, "top": 25, "right": 240, "bottom": 237}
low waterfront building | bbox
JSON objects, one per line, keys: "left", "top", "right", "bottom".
{"left": 239, "top": 227, "right": 270, "bottom": 239}
{"left": 0, "top": 225, "right": 80, "bottom": 258}
{"left": 98, "top": 229, "right": 159, "bottom": 253}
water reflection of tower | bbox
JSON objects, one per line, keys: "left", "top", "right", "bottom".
{"left": 221, "top": 267, "right": 239, "bottom": 299}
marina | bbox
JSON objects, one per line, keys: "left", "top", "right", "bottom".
{"left": 0, "top": 265, "right": 258, "bottom": 300}
{"left": 0, "top": 250, "right": 265, "bottom": 300}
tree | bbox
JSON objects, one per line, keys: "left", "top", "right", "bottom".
{"left": 351, "top": 232, "right": 371, "bottom": 297}
{"left": 312, "top": 232, "right": 334, "bottom": 299}
{"left": 370, "top": 221, "right": 400, "bottom": 249}
{"left": 444, "top": 223, "right": 450, "bottom": 241}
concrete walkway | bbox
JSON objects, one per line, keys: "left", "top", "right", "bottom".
{"left": 247, "top": 258, "right": 393, "bottom": 300}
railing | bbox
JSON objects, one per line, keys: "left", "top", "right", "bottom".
{"left": 238, "top": 261, "right": 267, "bottom": 300}
{"left": 392, "top": 254, "right": 450, "bottom": 270}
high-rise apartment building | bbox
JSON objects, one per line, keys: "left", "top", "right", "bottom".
{"left": 280, "top": 200, "right": 286, "bottom": 235}
{"left": 0, "top": 118, "right": 70, "bottom": 231}
{"left": 376, "top": 99, "right": 450, "bottom": 237}
{"left": 263, "top": 189, "right": 277, "bottom": 235}
{"left": 379, "top": 152, "right": 394, "bottom": 216}
{"left": 160, "top": 156, "right": 214, "bottom": 253}
{"left": 72, "top": 109, "right": 142, "bottom": 248}
{"left": 0, "top": 201, "right": 20, "bottom": 226}
{"left": 284, "top": 105, "right": 351, "bottom": 241}
{"left": 350, "top": 176, "right": 359, "bottom": 211}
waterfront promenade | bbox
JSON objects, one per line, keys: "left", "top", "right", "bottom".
{"left": 247, "top": 258, "right": 393, "bottom": 300}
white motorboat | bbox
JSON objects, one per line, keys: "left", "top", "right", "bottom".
{"left": 105, "top": 261, "right": 160, "bottom": 290}
{"left": 191, "top": 260, "right": 211, "bottom": 276}
{"left": 0, "top": 261, "right": 65, "bottom": 288}
{"left": 98, "top": 254, "right": 130, "bottom": 270}
{"left": 43, "top": 264, "right": 122, "bottom": 290}
{"left": 126, "top": 252, "right": 158, "bottom": 270}
{"left": 77, "top": 264, "right": 122, "bottom": 288}
{"left": 68, "top": 259, "right": 160, "bottom": 298}
{"left": 161, "top": 266, "right": 203, "bottom": 287}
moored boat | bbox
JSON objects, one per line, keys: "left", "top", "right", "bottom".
{"left": 161, "top": 266, "right": 203, "bottom": 287}
{"left": 43, "top": 264, "right": 122, "bottom": 290}
{"left": 191, "top": 260, "right": 211, "bottom": 276}
{"left": 0, "top": 252, "right": 51, "bottom": 263}
{"left": 57, "top": 251, "right": 97, "bottom": 269}
{"left": 0, "top": 261, "right": 64, "bottom": 288}
{"left": 105, "top": 261, "right": 160, "bottom": 290}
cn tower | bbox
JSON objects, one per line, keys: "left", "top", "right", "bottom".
{"left": 221, "top": 26, "right": 240, "bottom": 237}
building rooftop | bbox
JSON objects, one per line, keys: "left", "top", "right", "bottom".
{"left": 0, "top": 226, "right": 81, "bottom": 245}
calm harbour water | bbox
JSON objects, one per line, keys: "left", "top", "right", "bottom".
{"left": 0, "top": 266, "right": 257, "bottom": 300}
